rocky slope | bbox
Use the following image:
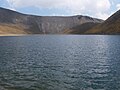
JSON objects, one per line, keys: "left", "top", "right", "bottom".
{"left": 0, "top": 7, "right": 103, "bottom": 34}
{"left": 86, "top": 10, "right": 120, "bottom": 34}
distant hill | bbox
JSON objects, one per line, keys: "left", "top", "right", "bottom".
{"left": 0, "top": 7, "right": 103, "bottom": 35}
{"left": 86, "top": 10, "right": 120, "bottom": 34}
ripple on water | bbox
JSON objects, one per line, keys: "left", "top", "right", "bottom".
{"left": 0, "top": 35, "right": 120, "bottom": 90}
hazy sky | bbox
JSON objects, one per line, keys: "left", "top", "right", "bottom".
{"left": 0, "top": 0, "right": 120, "bottom": 20}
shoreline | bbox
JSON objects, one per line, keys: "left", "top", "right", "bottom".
{"left": 0, "top": 34, "right": 28, "bottom": 36}
{"left": 0, "top": 34, "right": 120, "bottom": 36}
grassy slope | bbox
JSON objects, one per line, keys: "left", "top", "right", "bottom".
{"left": 85, "top": 20, "right": 120, "bottom": 34}
{"left": 0, "top": 24, "right": 32, "bottom": 35}
{"left": 63, "top": 22, "right": 100, "bottom": 34}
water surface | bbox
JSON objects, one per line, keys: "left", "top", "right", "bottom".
{"left": 0, "top": 35, "right": 120, "bottom": 90}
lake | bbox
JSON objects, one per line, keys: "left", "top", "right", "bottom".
{"left": 0, "top": 35, "right": 120, "bottom": 90}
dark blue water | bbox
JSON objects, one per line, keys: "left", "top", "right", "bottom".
{"left": 0, "top": 35, "right": 120, "bottom": 90}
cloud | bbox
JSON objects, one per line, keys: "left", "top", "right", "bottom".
{"left": 95, "top": 12, "right": 114, "bottom": 20}
{"left": 95, "top": 13, "right": 110, "bottom": 20}
{"left": 6, "top": 0, "right": 111, "bottom": 19}
{"left": 116, "top": 4, "right": 120, "bottom": 10}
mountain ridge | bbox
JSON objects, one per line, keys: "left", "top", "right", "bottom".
{"left": 85, "top": 10, "right": 120, "bottom": 34}
{"left": 0, "top": 7, "right": 103, "bottom": 35}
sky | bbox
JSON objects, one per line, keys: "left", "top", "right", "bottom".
{"left": 0, "top": 0, "right": 120, "bottom": 20}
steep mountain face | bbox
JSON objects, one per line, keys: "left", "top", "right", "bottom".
{"left": 0, "top": 7, "right": 103, "bottom": 34}
{"left": 86, "top": 10, "right": 120, "bottom": 34}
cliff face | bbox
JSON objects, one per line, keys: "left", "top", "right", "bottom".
{"left": 86, "top": 10, "right": 120, "bottom": 34}
{"left": 0, "top": 7, "right": 103, "bottom": 34}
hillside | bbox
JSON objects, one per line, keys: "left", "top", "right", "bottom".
{"left": 0, "top": 7, "right": 103, "bottom": 35}
{"left": 0, "top": 24, "right": 32, "bottom": 35}
{"left": 86, "top": 10, "right": 120, "bottom": 34}
{"left": 63, "top": 22, "right": 100, "bottom": 34}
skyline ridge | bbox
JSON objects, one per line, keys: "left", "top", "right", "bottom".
{"left": 1, "top": 0, "right": 120, "bottom": 20}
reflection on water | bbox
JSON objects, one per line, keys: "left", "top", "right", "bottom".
{"left": 0, "top": 35, "right": 120, "bottom": 90}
